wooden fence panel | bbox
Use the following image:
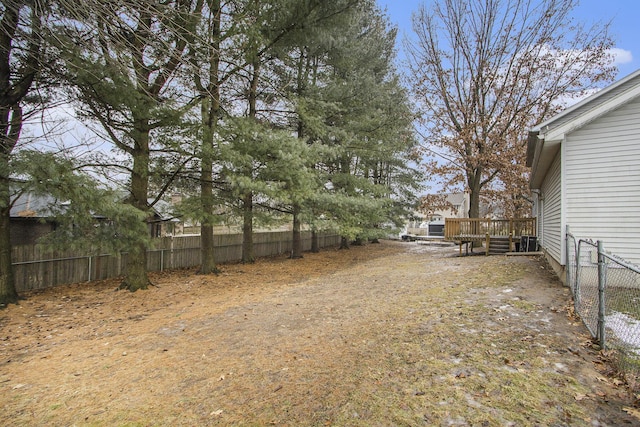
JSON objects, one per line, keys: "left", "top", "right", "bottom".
{"left": 12, "top": 246, "right": 91, "bottom": 291}
{"left": 91, "top": 254, "right": 121, "bottom": 281}
{"left": 10, "top": 231, "right": 340, "bottom": 292}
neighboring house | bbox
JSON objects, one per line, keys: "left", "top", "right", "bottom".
{"left": 149, "top": 199, "right": 181, "bottom": 237}
{"left": 9, "top": 193, "right": 61, "bottom": 246}
{"left": 9, "top": 192, "right": 179, "bottom": 245}
{"left": 527, "top": 69, "right": 640, "bottom": 274}
{"left": 421, "top": 192, "right": 470, "bottom": 222}
{"left": 404, "top": 193, "right": 469, "bottom": 237}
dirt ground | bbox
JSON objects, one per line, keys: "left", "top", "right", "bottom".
{"left": 1, "top": 240, "right": 639, "bottom": 426}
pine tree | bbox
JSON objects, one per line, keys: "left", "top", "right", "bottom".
{"left": 189, "top": 0, "right": 223, "bottom": 274}
{"left": 307, "top": 0, "right": 419, "bottom": 246}
{"left": 55, "top": 0, "right": 200, "bottom": 291}
{"left": 12, "top": 151, "right": 148, "bottom": 254}
{"left": 217, "top": 0, "right": 359, "bottom": 262}
{"left": 0, "top": 0, "right": 48, "bottom": 306}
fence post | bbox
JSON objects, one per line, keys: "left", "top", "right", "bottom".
{"left": 172, "top": 234, "right": 175, "bottom": 269}
{"left": 509, "top": 220, "right": 513, "bottom": 252}
{"left": 88, "top": 255, "right": 92, "bottom": 282}
{"left": 597, "top": 240, "right": 607, "bottom": 349}
{"left": 485, "top": 233, "right": 490, "bottom": 256}
{"left": 575, "top": 239, "right": 582, "bottom": 312}
{"left": 565, "top": 225, "right": 571, "bottom": 288}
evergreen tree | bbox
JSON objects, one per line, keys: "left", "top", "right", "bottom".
{"left": 55, "top": 0, "right": 200, "bottom": 290}
{"left": 218, "top": 0, "right": 359, "bottom": 262}
{"left": 188, "top": 0, "right": 223, "bottom": 274}
{"left": 0, "top": 0, "right": 49, "bottom": 306}
{"left": 13, "top": 151, "right": 148, "bottom": 253}
{"left": 307, "top": 0, "right": 419, "bottom": 247}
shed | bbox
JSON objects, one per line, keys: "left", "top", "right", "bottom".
{"left": 527, "top": 69, "right": 640, "bottom": 273}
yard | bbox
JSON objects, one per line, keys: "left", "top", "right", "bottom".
{"left": 0, "top": 240, "right": 638, "bottom": 426}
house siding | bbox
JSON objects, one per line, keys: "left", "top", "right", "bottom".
{"left": 540, "top": 79, "right": 640, "bottom": 136}
{"left": 564, "top": 96, "right": 640, "bottom": 266}
{"left": 541, "top": 153, "right": 563, "bottom": 264}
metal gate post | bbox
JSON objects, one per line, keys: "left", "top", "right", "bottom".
{"left": 597, "top": 240, "right": 607, "bottom": 349}
{"left": 575, "top": 239, "right": 582, "bottom": 312}
{"left": 565, "top": 225, "right": 571, "bottom": 288}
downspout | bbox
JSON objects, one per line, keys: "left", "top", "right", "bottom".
{"left": 531, "top": 189, "right": 543, "bottom": 249}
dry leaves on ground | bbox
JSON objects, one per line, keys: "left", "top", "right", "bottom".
{"left": 0, "top": 241, "right": 638, "bottom": 426}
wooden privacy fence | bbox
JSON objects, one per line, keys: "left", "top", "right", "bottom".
{"left": 11, "top": 231, "right": 341, "bottom": 292}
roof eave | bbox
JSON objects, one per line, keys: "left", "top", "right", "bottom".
{"left": 533, "top": 68, "right": 640, "bottom": 132}
{"left": 529, "top": 133, "right": 562, "bottom": 190}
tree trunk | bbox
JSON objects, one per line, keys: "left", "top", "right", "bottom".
{"left": 242, "top": 191, "right": 254, "bottom": 263}
{"left": 199, "top": 162, "right": 217, "bottom": 272}
{"left": 468, "top": 172, "right": 482, "bottom": 219}
{"left": 120, "top": 241, "right": 149, "bottom": 291}
{"left": 311, "top": 230, "right": 319, "bottom": 253}
{"left": 198, "top": 0, "right": 221, "bottom": 275}
{"left": 0, "top": 3, "right": 41, "bottom": 305}
{"left": 339, "top": 236, "right": 350, "bottom": 250}
{"left": 0, "top": 106, "right": 19, "bottom": 305}
{"left": 120, "top": 127, "right": 151, "bottom": 291}
{"left": 198, "top": 106, "right": 219, "bottom": 275}
{"left": 291, "top": 204, "right": 303, "bottom": 259}
{"left": 199, "top": 225, "right": 218, "bottom": 274}
{"left": 468, "top": 171, "right": 482, "bottom": 249}
{"left": 0, "top": 168, "right": 18, "bottom": 306}
{"left": 240, "top": 56, "right": 259, "bottom": 264}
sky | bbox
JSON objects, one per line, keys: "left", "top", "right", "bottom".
{"left": 376, "top": 0, "right": 640, "bottom": 79}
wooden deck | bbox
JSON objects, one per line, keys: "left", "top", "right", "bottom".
{"left": 444, "top": 218, "right": 537, "bottom": 255}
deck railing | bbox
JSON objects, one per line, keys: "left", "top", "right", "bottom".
{"left": 444, "top": 217, "right": 537, "bottom": 241}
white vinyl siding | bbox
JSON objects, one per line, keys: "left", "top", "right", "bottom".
{"left": 541, "top": 153, "right": 563, "bottom": 264}
{"left": 564, "top": 96, "right": 640, "bottom": 265}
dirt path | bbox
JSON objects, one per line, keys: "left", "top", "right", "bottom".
{"left": 0, "top": 241, "right": 638, "bottom": 426}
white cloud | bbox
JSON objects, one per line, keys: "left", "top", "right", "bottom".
{"left": 609, "top": 48, "right": 633, "bottom": 65}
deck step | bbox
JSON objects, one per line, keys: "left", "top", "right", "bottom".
{"left": 488, "top": 237, "right": 511, "bottom": 254}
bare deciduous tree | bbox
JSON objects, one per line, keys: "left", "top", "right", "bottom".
{"left": 407, "top": 0, "right": 615, "bottom": 218}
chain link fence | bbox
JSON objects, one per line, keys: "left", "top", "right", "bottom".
{"left": 566, "top": 228, "right": 640, "bottom": 388}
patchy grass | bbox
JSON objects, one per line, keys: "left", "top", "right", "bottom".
{"left": 0, "top": 242, "right": 637, "bottom": 426}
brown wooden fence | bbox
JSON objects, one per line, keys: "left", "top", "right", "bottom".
{"left": 11, "top": 231, "right": 341, "bottom": 292}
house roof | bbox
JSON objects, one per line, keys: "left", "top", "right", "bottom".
{"left": 149, "top": 199, "right": 178, "bottom": 222}
{"left": 10, "top": 192, "right": 62, "bottom": 218}
{"left": 421, "top": 192, "right": 467, "bottom": 208}
{"left": 417, "top": 192, "right": 468, "bottom": 217}
{"left": 445, "top": 192, "right": 467, "bottom": 206}
{"left": 527, "top": 69, "right": 640, "bottom": 189}
{"left": 10, "top": 192, "right": 176, "bottom": 222}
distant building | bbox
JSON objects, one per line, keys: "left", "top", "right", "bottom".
{"left": 9, "top": 192, "right": 180, "bottom": 245}
{"left": 403, "top": 193, "right": 469, "bottom": 238}
{"left": 421, "top": 192, "right": 470, "bottom": 222}
{"left": 9, "top": 193, "right": 61, "bottom": 246}
{"left": 148, "top": 199, "right": 181, "bottom": 237}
